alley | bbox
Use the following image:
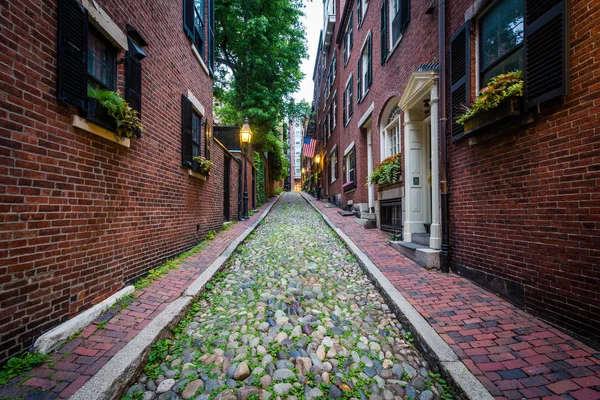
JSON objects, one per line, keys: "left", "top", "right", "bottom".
{"left": 122, "top": 193, "right": 449, "bottom": 400}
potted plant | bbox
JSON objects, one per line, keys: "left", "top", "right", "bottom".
{"left": 342, "top": 180, "right": 356, "bottom": 192}
{"left": 193, "top": 156, "right": 213, "bottom": 176}
{"left": 87, "top": 87, "right": 144, "bottom": 138}
{"left": 368, "top": 153, "right": 402, "bottom": 186}
{"left": 457, "top": 71, "right": 524, "bottom": 133}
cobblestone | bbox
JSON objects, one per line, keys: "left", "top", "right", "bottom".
{"left": 124, "top": 193, "right": 450, "bottom": 399}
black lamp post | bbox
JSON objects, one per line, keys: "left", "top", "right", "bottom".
{"left": 240, "top": 117, "right": 252, "bottom": 219}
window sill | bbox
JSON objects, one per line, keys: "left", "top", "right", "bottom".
{"left": 72, "top": 115, "right": 130, "bottom": 148}
{"left": 344, "top": 117, "right": 352, "bottom": 127}
{"left": 386, "top": 35, "right": 403, "bottom": 63}
{"left": 330, "top": 178, "right": 337, "bottom": 184}
{"left": 191, "top": 44, "right": 211, "bottom": 77}
{"left": 188, "top": 169, "right": 207, "bottom": 180}
{"left": 343, "top": 187, "right": 356, "bottom": 194}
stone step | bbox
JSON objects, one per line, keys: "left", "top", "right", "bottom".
{"left": 389, "top": 241, "right": 440, "bottom": 269}
{"left": 360, "top": 212, "right": 376, "bottom": 221}
{"left": 411, "top": 233, "right": 430, "bottom": 246}
{"left": 355, "top": 218, "right": 377, "bottom": 229}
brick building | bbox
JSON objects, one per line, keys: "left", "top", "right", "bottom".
{"left": 311, "top": 0, "right": 599, "bottom": 345}
{"left": 0, "top": 0, "right": 254, "bottom": 362}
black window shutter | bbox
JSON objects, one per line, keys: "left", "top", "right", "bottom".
{"left": 183, "top": 0, "right": 195, "bottom": 40}
{"left": 181, "top": 95, "right": 194, "bottom": 168}
{"left": 450, "top": 22, "right": 470, "bottom": 142}
{"left": 401, "top": 0, "right": 411, "bottom": 33}
{"left": 380, "top": 0, "right": 388, "bottom": 64}
{"left": 524, "top": 0, "right": 568, "bottom": 109}
{"left": 367, "top": 36, "right": 372, "bottom": 87}
{"left": 125, "top": 54, "right": 142, "bottom": 115}
{"left": 57, "top": 0, "right": 88, "bottom": 111}
{"left": 357, "top": 58, "right": 362, "bottom": 101}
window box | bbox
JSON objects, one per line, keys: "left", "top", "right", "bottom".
{"left": 343, "top": 180, "right": 357, "bottom": 192}
{"left": 461, "top": 96, "right": 522, "bottom": 136}
{"left": 86, "top": 98, "right": 117, "bottom": 132}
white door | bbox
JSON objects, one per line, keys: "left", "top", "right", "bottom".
{"left": 407, "top": 122, "right": 425, "bottom": 229}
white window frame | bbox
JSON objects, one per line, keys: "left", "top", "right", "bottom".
{"left": 344, "top": 14, "right": 353, "bottom": 65}
{"left": 358, "top": 0, "right": 369, "bottom": 28}
{"left": 344, "top": 74, "right": 353, "bottom": 126}
{"left": 332, "top": 90, "right": 338, "bottom": 130}
{"left": 389, "top": 0, "right": 402, "bottom": 51}
{"left": 330, "top": 144, "right": 338, "bottom": 183}
{"left": 359, "top": 32, "right": 372, "bottom": 100}
{"left": 380, "top": 105, "right": 401, "bottom": 160}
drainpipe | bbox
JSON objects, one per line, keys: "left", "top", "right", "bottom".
{"left": 438, "top": 0, "right": 450, "bottom": 273}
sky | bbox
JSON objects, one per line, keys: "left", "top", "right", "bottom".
{"left": 293, "top": 0, "right": 324, "bottom": 104}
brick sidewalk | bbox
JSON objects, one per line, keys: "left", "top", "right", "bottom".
{"left": 303, "top": 194, "right": 600, "bottom": 400}
{"left": 0, "top": 198, "right": 276, "bottom": 400}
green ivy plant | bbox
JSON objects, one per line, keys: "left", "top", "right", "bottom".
{"left": 87, "top": 86, "right": 145, "bottom": 138}
{"left": 368, "top": 153, "right": 402, "bottom": 185}
{"left": 457, "top": 70, "right": 524, "bottom": 125}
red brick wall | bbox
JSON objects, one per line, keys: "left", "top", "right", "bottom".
{"left": 446, "top": 0, "right": 600, "bottom": 344}
{"left": 0, "top": 0, "right": 239, "bottom": 362}
{"left": 318, "top": 0, "right": 438, "bottom": 206}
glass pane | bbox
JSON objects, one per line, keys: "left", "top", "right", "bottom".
{"left": 88, "top": 32, "right": 114, "bottom": 89}
{"left": 195, "top": 0, "right": 204, "bottom": 21}
{"left": 480, "top": 0, "right": 523, "bottom": 71}
{"left": 483, "top": 48, "right": 523, "bottom": 84}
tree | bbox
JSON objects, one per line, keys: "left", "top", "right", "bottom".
{"left": 214, "top": 0, "right": 308, "bottom": 180}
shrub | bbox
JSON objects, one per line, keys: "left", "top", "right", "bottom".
{"left": 368, "top": 153, "right": 402, "bottom": 185}
{"left": 87, "top": 87, "right": 144, "bottom": 138}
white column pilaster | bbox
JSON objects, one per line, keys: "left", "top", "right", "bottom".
{"left": 367, "top": 129, "right": 375, "bottom": 211}
{"left": 429, "top": 82, "right": 441, "bottom": 249}
{"left": 403, "top": 107, "right": 413, "bottom": 243}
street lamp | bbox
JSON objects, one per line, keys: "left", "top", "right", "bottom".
{"left": 240, "top": 117, "right": 252, "bottom": 219}
{"left": 314, "top": 153, "right": 322, "bottom": 200}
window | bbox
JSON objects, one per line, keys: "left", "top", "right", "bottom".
{"left": 332, "top": 92, "right": 338, "bottom": 130}
{"left": 184, "top": 0, "right": 215, "bottom": 71}
{"left": 343, "top": 147, "right": 357, "bottom": 191}
{"left": 357, "top": 34, "right": 372, "bottom": 101}
{"left": 381, "top": 104, "right": 401, "bottom": 159}
{"left": 330, "top": 148, "right": 338, "bottom": 183}
{"left": 343, "top": 12, "right": 354, "bottom": 65}
{"left": 57, "top": 0, "right": 148, "bottom": 131}
{"left": 389, "top": 0, "right": 410, "bottom": 48}
{"left": 326, "top": 50, "right": 337, "bottom": 98}
{"left": 181, "top": 95, "right": 203, "bottom": 171}
{"left": 87, "top": 28, "right": 116, "bottom": 90}
{"left": 357, "top": 0, "right": 369, "bottom": 27}
{"left": 343, "top": 76, "right": 353, "bottom": 125}
{"left": 479, "top": 0, "right": 523, "bottom": 85}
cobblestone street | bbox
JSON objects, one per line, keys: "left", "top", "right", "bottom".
{"left": 123, "top": 193, "right": 448, "bottom": 400}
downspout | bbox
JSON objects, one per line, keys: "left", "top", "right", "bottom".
{"left": 438, "top": 0, "right": 450, "bottom": 273}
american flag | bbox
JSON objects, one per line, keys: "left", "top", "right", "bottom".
{"left": 302, "top": 137, "right": 318, "bottom": 158}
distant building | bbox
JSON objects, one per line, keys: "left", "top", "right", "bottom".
{"left": 289, "top": 119, "right": 304, "bottom": 191}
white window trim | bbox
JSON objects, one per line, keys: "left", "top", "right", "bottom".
{"left": 344, "top": 16, "right": 353, "bottom": 65}
{"left": 344, "top": 141, "right": 355, "bottom": 157}
{"left": 81, "top": 0, "right": 128, "bottom": 50}
{"left": 388, "top": 0, "right": 403, "bottom": 58}
{"left": 357, "top": 101, "right": 374, "bottom": 128}
{"left": 359, "top": 31, "right": 372, "bottom": 100}
{"left": 332, "top": 90, "right": 338, "bottom": 130}
{"left": 344, "top": 74, "right": 353, "bottom": 126}
{"left": 192, "top": 44, "right": 211, "bottom": 77}
{"left": 187, "top": 90, "right": 206, "bottom": 116}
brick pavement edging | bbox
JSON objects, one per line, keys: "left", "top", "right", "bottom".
{"left": 301, "top": 192, "right": 494, "bottom": 400}
{"left": 70, "top": 195, "right": 282, "bottom": 400}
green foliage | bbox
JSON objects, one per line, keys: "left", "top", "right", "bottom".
{"left": 274, "top": 186, "right": 283, "bottom": 196}
{"left": 457, "top": 71, "right": 523, "bottom": 125}
{"left": 192, "top": 156, "right": 214, "bottom": 176}
{"left": 368, "top": 153, "right": 402, "bottom": 185}
{"left": 254, "top": 152, "right": 266, "bottom": 206}
{"left": 0, "top": 353, "right": 48, "bottom": 385}
{"left": 214, "top": 0, "right": 307, "bottom": 180}
{"left": 87, "top": 87, "right": 144, "bottom": 138}
{"left": 120, "top": 390, "right": 144, "bottom": 400}
{"left": 206, "top": 230, "right": 217, "bottom": 240}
